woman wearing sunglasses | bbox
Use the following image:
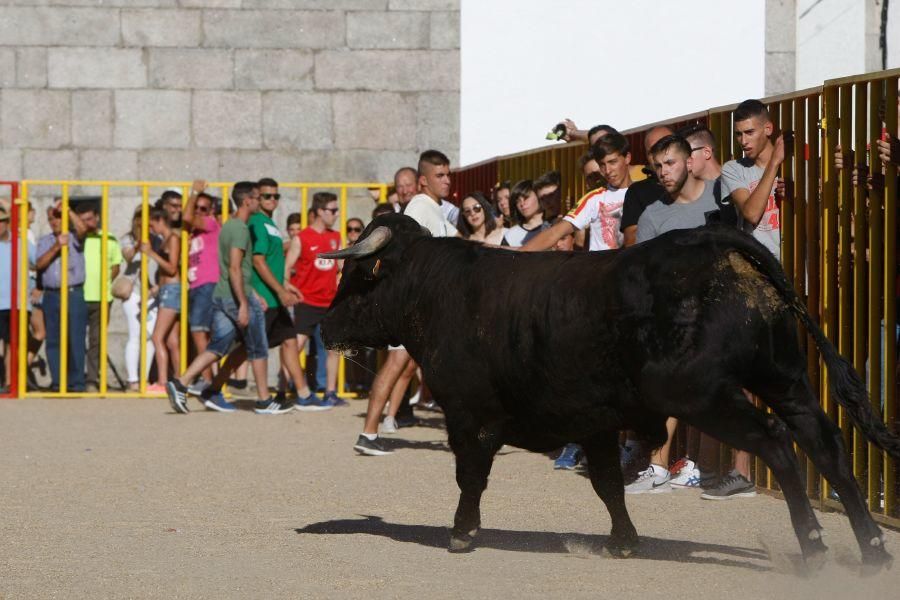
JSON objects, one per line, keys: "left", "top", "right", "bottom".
{"left": 346, "top": 218, "right": 365, "bottom": 246}
{"left": 456, "top": 192, "right": 506, "bottom": 245}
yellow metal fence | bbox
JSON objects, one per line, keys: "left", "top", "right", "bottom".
{"left": 17, "top": 180, "right": 387, "bottom": 400}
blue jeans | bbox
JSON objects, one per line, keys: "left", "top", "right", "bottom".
{"left": 188, "top": 283, "right": 215, "bottom": 332}
{"left": 208, "top": 295, "right": 268, "bottom": 360}
{"left": 43, "top": 286, "right": 88, "bottom": 392}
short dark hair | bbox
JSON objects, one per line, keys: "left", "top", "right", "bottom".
{"left": 232, "top": 181, "right": 258, "bottom": 206}
{"left": 578, "top": 152, "right": 596, "bottom": 169}
{"left": 312, "top": 191, "right": 337, "bottom": 213}
{"left": 648, "top": 134, "right": 692, "bottom": 159}
{"left": 161, "top": 190, "right": 182, "bottom": 203}
{"left": 149, "top": 207, "right": 168, "bottom": 222}
{"left": 677, "top": 123, "right": 717, "bottom": 153}
{"left": 590, "top": 132, "right": 630, "bottom": 162}
{"left": 533, "top": 170, "right": 560, "bottom": 192}
{"left": 588, "top": 124, "right": 619, "bottom": 139}
{"left": 287, "top": 212, "right": 302, "bottom": 227}
{"left": 258, "top": 177, "right": 278, "bottom": 188}
{"left": 456, "top": 191, "right": 497, "bottom": 239}
{"left": 734, "top": 99, "right": 770, "bottom": 124}
{"left": 372, "top": 203, "right": 394, "bottom": 219}
{"left": 417, "top": 150, "right": 450, "bottom": 176}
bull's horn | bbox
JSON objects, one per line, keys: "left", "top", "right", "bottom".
{"left": 318, "top": 225, "right": 392, "bottom": 259}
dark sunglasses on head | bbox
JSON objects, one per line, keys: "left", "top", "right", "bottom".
{"left": 261, "top": 193, "right": 281, "bottom": 200}
{"left": 347, "top": 226, "right": 363, "bottom": 233}
{"left": 463, "top": 205, "right": 483, "bottom": 216}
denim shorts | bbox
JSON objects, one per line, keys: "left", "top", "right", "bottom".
{"left": 158, "top": 283, "right": 182, "bottom": 313}
{"left": 188, "top": 283, "right": 215, "bottom": 332}
{"left": 208, "top": 295, "right": 268, "bottom": 361}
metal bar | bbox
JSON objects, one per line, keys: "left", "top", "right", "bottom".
{"left": 854, "top": 81, "right": 870, "bottom": 480}
{"left": 180, "top": 185, "right": 189, "bottom": 375}
{"left": 882, "top": 76, "right": 898, "bottom": 516}
{"left": 139, "top": 186, "right": 149, "bottom": 395}
{"left": 17, "top": 183, "right": 29, "bottom": 397}
{"left": 838, "top": 85, "right": 854, "bottom": 455}
{"left": 59, "top": 184, "right": 70, "bottom": 394}
{"left": 867, "top": 79, "right": 884, "bottom": 511}
{"left": 806, "top": 94, "right": 822, "bottom": 497}
{"left": 7, "top": 183, "right": 19, "bottom": 397}
{"left": 100, "top": 185, "right": 109, "bottom": 395}
{"left": 301, "top": 187, "right": 309, "bottom": 229}
{"left": 821, "top": 85, "right": 840, "bottom": 501}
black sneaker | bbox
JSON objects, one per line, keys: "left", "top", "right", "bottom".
{"left": 700, "top": 469, "right": 757, "bottom": 500}
{"left": 254, "top": 397, "right": 292, "bottom": 414}
{"left": 166, "top": 379, "right": 189, "bottom": 414}
{"left": 353, "top": 435, "right": 393, "bottom": 456}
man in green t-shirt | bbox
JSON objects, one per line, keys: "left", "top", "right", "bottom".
{"left": 168, "top": 181, "right": 288, "bottom": 415}
{"left": 249, "top": 178, "right": 331, "bottom": 411}
{"left": 78, "top": 203, "right": 123, "bottom": 392}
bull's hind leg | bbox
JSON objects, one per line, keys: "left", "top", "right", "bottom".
{"left": 446, "top": 423, "right": 501, "bottom": 553}
{"left": 769, "top": 377, "right": 892, "bottom": 572}
{"left": 582, "top": 433, "right": 639, "bottom": 557}
{"left": 687, "top": 396, "right": 829, "bottom": 565}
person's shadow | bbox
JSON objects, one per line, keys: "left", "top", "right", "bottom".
{"left": 295, "top": 514, "right": 775, "bottom": 573}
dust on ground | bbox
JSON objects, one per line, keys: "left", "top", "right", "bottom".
{"left": 1, "top": 398, "right": 898, "bottom": 599}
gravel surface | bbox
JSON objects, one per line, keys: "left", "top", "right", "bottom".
{"left": 1, "top": 397, "right": 898, "bottom": 599}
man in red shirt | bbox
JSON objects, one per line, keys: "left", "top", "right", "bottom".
{"left": 284, "top": 192, "right": 343, "bottom": 406}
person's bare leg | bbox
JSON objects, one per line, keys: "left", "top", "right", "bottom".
{"left": 734, "top": 450, "right": 752, "bottom": 479}
{"left": 326, "top": 350, "right": 340, "bottom": 393}
{"left": 208, "top": 348, "right": 247, "bottom": 391}
{"left": 386, "top": 358, "right": 417, "bottom": 418}
{"left": 280, "top": 337, "right": 312, "bottom": 397}
{"left": 249, "top": 357, "right": 269, "bottom": 401}
{"left": 178, "top": 351, "right": 227, "bottom": 388}
{"left": 648, "top": 417, "right": 678, "bottom": 468}
{"left": 151, "top": 308, "right": 177, "bottom": 384}
{"left": 362, "top": 350, "right": 410, "bottom": 435}
{"left": 166, "top": 325, "right": 180, "bottom": 379}
{"left": 190, "top": 330, "right": 213, "bottom": 383}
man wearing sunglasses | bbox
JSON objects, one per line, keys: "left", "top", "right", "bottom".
{"left": 285, "top": 191, "right": 344, "bottom": 409}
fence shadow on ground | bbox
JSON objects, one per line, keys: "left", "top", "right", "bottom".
{"left": 295, "top": 514, "right": 773, "bottom": 573}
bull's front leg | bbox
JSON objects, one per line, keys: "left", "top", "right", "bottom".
{"left": 446, "top": 420, "right": 501, "bottom": 553}
{"left": 582, "top": 433, "right": 639, "bottom": 557}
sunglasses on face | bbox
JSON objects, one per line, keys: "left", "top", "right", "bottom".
{"left": 347, "top": 226, "right": 363, "bottom": 233}
{"left": 261, "top": 193, "right": 281, "bottom": 200}
{"left": 196, "top": 204, "right": 211, "bottom": 213}
{"left": 322, "top": 207, "right": 339, "bottom": 214}
{"left": 463, "top": 205, "right": 483, "bottom": 216}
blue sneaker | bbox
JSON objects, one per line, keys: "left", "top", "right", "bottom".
{"left": 202, "top": 390, "right": 237, "bottom": 413}
{"left": 294, "top": 392, "right": 333, "bottom": 412}
{"left": 554, "top": 443, "right": 582, "bottom": 470}
{"left": 324, "top": 391, "right": 348, "bottom": 407}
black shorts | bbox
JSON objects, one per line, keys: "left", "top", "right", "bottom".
{"left": 265, "top": 306, "right": 295, "bottom": 348}
{"left": 0, "top": 309, "right": 10, "bottom": 343}
{"left": 293, "top": 303, "right": 328, "bottom": 337}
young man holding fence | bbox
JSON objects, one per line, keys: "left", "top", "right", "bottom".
{"left": 166, "top": 182, "right": 284, "bottom": 414}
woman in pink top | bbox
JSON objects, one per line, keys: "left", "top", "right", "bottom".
{"left": 183, "top": 180, "right": 221, "bottom": 389}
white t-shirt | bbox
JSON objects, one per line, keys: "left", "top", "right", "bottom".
{"left": 720, "top": 157, "right": 780, "bottom": 259}
{"left": 403, "top": 193, "right": 458, "bottom": 238}
{"left": 563, "top": 187, "right": 628, "bottom": 251}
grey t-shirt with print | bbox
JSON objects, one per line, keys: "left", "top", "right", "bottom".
{"left": 636, "top": 179, "right": 719, "bottom": 243}
{"left": 720, "top": 157, "right": 780, "bottom": 259}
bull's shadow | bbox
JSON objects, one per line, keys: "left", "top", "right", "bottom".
{"left": 295, "top": 515, "right": 772, "bottom": 572}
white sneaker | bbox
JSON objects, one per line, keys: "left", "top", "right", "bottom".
{"left": 381, "top": 415, "right": 398, "bottom": 434}
{"left": 409, "top": 389, "right": 421, "bottom": 406}
{"left": 669, "top": 458, "right": 701, "bottom": 488}
{"left": 624, "top": 465, "right": 672, "bottom": 494}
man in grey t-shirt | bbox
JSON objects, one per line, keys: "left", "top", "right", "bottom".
{"left": 636, "top": 135, "right": 719, "bottom": 244}
{"left": 720, "top": 99, "right": 785, "bottom": 259}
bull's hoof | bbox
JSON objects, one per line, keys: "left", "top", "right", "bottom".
{"left": 602, "top": 537, "right": 638, "bottom": 559}
{"left": 802, "top": 546, "right": 829, "bottom": 573}
{"left": 448, "top": 528, "right": 479, "bottom": 553}
{"left": 860, "top": 546, "right": 893, "bottom": 577}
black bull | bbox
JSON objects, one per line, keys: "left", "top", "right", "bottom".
{"left": 319, "top": 213, "right": 900, "bottom": 571}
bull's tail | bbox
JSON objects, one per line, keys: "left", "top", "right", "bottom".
{"left": 691, "top": 227, "right": 900, "bottom": 459}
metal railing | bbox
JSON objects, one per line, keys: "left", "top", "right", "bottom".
{"left": 452, "top": 68, "right": 900, "bottom": 527}
{"left": 13, "top": 180, "right": 387, "bottom": 400}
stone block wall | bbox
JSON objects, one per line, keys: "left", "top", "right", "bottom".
{"left": 0, "top": 0, "right": 459, "bottom": 390}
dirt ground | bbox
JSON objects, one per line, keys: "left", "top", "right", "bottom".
{"left": 1, "top": 397, "right": 899, "bottom": 599}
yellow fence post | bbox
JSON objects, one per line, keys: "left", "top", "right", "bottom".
{"left": 100, "top": 185, "right": 110, "bottom": 395}
{"left": 180, "top": 184, "right": 189, "bottom": 375}
{"left": 882, "top": 75, "right": 898, "bottom": 516}
{"left": 140, "top": 185, "right": 149, "bottom": 395}
{"left": 17, "top": 183, "right": 30, "bottom": 394}
{"left": 59, "top": 183, "right": 70, "bottom": 395}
